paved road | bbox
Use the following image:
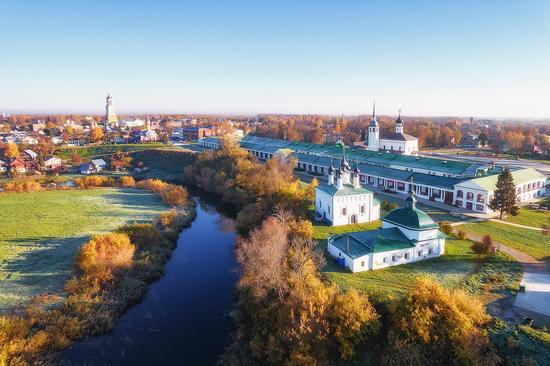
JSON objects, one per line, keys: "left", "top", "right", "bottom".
{"left": 422, "top": 151, "right": 550, "bottom": 174}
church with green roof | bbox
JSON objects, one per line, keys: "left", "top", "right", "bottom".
{"left": 327, "top": 186, "right": 446, "bottom": 272}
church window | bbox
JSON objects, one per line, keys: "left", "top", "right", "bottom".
{"left": 342, "top": 207, "right": 346, "bottom": 215}
{"left": 418, "top": 250, "right": 422, "bottom": 256}
{"left": 361, "top": 261, "right": 365, "bottom": 267}
{"left": 319, "top": 201, "right": 322, "bottom": 208}
{"left": 360, "top": 205, "right": 365, "bottom": 214}
{"left": 392, "top": 255, "right": 396, "bottom": 262}
{"left": 466, "top": 192, "right": 474, "bottom": 200}
{"left": 457, "top": 190, "right": 463, "bottom": 198}
{"left": 382, "top": 257, "right": 387, "bottom": 263}
{"left": 428, "top": 248, "right": 433, "bottom": 255}
{"left": 404, "top": 253, "right": 409, "bottom": 260}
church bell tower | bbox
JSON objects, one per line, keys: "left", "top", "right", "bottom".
{"left": 367, "top": 101, "right": 379, "bottom": 151}
{"left": 105, "top": 93, "right": 118, "bottom": 126}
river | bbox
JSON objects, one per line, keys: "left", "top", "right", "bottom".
{"left": 61, "top": 194, "right": 239, "bottom": 365}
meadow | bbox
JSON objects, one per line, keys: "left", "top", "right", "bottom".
{"left": 459, "top": 220, "right": 550, "bottom": 260}
{"left": 55, "top": 143, "right": 172, "bottom": 161}
{"left": 0, "top": 188, "right": 170, "bottom": 311}
{"left": 502, "top": 206, "right": 550, "bottom": 228}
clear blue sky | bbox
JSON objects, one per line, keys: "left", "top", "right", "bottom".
{"left": 1, "top": 0, "right": 549, "bottom": 118}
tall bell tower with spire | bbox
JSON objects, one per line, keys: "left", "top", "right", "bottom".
{"left": 367, "top": 100, "right": 379, "bottom": 151}
{"left": 105, "top": 93, "right": 118, "bottom": 127}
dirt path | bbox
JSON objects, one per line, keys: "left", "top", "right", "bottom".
{"left": 489, "top": 218, "right": 543, "bottom": 231}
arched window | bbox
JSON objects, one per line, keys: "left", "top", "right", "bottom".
{"left": 342, "top": 207, "right": 346, "bottom": 215}
{"left": 360, "top": 204, "right": 365, "bottom": 214}
{"left": 457, "top": 190, "right": 463, "bottom": 198}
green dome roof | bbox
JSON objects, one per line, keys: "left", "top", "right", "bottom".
{"left": 382, "top": 207, "right": 439, "bottom": 231}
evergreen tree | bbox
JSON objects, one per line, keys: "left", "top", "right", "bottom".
{"left": 488, "top": 168, "right": 517, "bottom": 218}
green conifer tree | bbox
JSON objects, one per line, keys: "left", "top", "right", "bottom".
{"left": 488, "top": 168, "right": 517, "bottom": 218}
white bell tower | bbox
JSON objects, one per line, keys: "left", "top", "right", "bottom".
{"left": 367, "top": 101, "right": 379, "bottom": 151}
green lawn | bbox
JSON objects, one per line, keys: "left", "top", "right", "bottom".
{"left": 502, "top": 207, "right": 550, "bottom": 228}
{"left": 55, "top": 143, "right": 172, "bottom": 161}
{"left": 0, "top": 188, "right": 170, "bottom": 311}
{"left": 312, "top": 220, "right": 382, "bottom": 240}
{"left": 459, "top": 220, "right": 550, "bottom": 260}
{"left": 322, "top": 238, "right": 521, "bottom": 302}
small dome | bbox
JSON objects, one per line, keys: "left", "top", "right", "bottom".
{"left": 382, "top": 207, "right": 439, "bottom": 231}
{"left": 396, "top": 115, "right": 403, "bottom": 124}
{"left": 328, "top": 165, "right": 334, "bottom": 174}
{"left": 353, "top": 163, "right": 360, "bottom": 174}
{"left": 369, "top": 118, "right": 378, "bottom": 127}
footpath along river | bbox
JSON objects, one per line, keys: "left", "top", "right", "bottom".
{"left": 61, "top": 194, "right": 239, "bottom": 365}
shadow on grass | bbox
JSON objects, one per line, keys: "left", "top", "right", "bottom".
{"left": 0, "top": 235, "right": 90, "bottom": 312}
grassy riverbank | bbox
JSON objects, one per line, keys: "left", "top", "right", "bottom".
{"left": 0, "top": 187, "right": 196, "bottom": 365}
{"left": 0, "top": 188, "right": 170, "bottom": 312}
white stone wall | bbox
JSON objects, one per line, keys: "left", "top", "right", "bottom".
{"left": 315, "top": 188, "right": 334, "bottom": 223}
{"left": 331, "top": 193, "right": 380, "bottom": 226}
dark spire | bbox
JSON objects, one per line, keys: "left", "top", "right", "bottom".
{"left": 396, "top": 109, "right": 402, "bottom": 124}
{"left": 372, "top": 100, "right": 376, "bottom": 119}
{"left": 328, "top": 156, "right": 334, "bottom": 174}
{"left": 406, "top": 176, "right": 417, "bottom": 210}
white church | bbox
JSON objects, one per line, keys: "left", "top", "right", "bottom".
{"left": 315, "top": 152, "right": 380, "bottom": 226}
{"left": 366, "top": 105, "right": 419, "bottom": 156}
{"left": 327, "top": 186, "right": 446, "bottom": 272}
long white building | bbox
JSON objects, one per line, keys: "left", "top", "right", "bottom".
{"left": 198, "top": 135, "right": 547, "bottom": 214}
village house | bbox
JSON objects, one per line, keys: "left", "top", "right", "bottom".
{"left": 80, "top": 159, "right": 107, "bottom": 175}
{"left": 8, "top": 157, "right": 27, "bottom": 174}
{"left": 327, "top": 187, "right": 445, "bottom": 272}
{"left": 43, "top": 156, "right": 63, "bottom": 172}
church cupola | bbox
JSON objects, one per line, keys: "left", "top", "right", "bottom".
{"left": 395, "top": 109, "right": 404, "bottom": 134}
{"left": 352, "top": 162, "right": 361, "bottom": 188}
{"left": 335, "top": 168, "right": 343, "bottom": 189}
{"left": 406, "top": 178, "right": 417, "bottom": 210}
{"left": 328, "top": 157, "right": 335, "bottom": 185}
{"left": 367, "top": 100, "right": 379, "bottom": 151}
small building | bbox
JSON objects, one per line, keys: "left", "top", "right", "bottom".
{"left": 8, "top": 157, "right": 27, "bottom": 174}
{"left": 80, "top": 159, "right": 107, "bottom": 175}
{"left": 43, "top": 156, "right": 63, "bottom": 171}
{"left": 315, "top": 153, "right": 380, "bottom": 226}
{"left": 327, "top": 188, "right": 445, "bottom": 272}
{"left": 180, "top": 126, "right": 214, "bottom": 141}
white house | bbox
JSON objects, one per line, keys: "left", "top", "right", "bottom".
{"left": 43, "top": 156, "right": 62, "bottom": 171}
{"left": 327, "top": 189, "right": 445, "bottom": 272}
{"left": 367, "top": 106, "right": 419, "bottom": 156}
{"left": 315, "top": 155, "right": 380, "bottom": 226}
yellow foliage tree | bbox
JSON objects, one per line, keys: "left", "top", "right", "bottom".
{"left": 4, "top": 142, "right": 19, "bottom": 158}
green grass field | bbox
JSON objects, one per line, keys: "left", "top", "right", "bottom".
{"left": 502, "top": 207, "right": 550, "bottom": 228}
{"left": 313, "top": 220, "right": 382, "bottom": 240}
{"left": 55, "top": 143, "right": 172, "bottom": 161}
{"left": 459, "top": 220, "right": 550, "bottom": 260}
{"left": 321, "top": 238, "right": 521, "bottom": 302}
{"left": 0, "top": 188, "right": 170, "bottom": 311}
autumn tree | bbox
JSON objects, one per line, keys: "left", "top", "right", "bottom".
{"left": 488, "top": 168, "right": 518, "bottom": 218}
{"left": 4, "top": 142, "right": 19, "bottom": 158}
{"left": 71, "top": 151, "right": 82, "bottom": 166}
{"left": 382, "top": 277, "right": 498, "bottom": 366}
{"left": 111, "top": 152, "right": 133, "bottom": 171}
{"left": 90, "top": 127, "right": 104, "bottom": 142}
{"left": 471, "top": 235, "right": 495, "bottom": 258}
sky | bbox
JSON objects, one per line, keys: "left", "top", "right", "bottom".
{"left": 1, "top": 0, "right": 549, "bottom": 118}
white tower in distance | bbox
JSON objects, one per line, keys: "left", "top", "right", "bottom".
{"left": 105, "top": 93, "right": 118, "bottom": 126}
{"left": 367, "top": 101, "right": 379, "bottom": 151}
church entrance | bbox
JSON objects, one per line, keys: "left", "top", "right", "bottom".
{"left": 349, "top": 214, "right": 357, "bottom": 224}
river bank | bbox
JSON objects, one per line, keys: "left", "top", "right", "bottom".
{"left": 60, "top": 193, "right": 239, "bottom": 365}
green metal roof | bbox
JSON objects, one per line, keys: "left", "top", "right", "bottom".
{"left": 454, "top": 168, "right": 546, "bottom": 192}
{"left": 329, "top": 227, "right": 415, "bottom": 258}
{"left": 382, "top": 207, "right": 439, "bottom": 231}
{"left": 316, "top": 182, "right": 373, "bottom": 196}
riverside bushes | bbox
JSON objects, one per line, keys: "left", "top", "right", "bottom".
{"left": 3, "top": 181, "right": 43, "bottom": 193}
{"left": 136, "top": 179, "right": 189, "bottom": 206}
{"left": 0, "top": 191, "right": 196, "bottom": 365}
